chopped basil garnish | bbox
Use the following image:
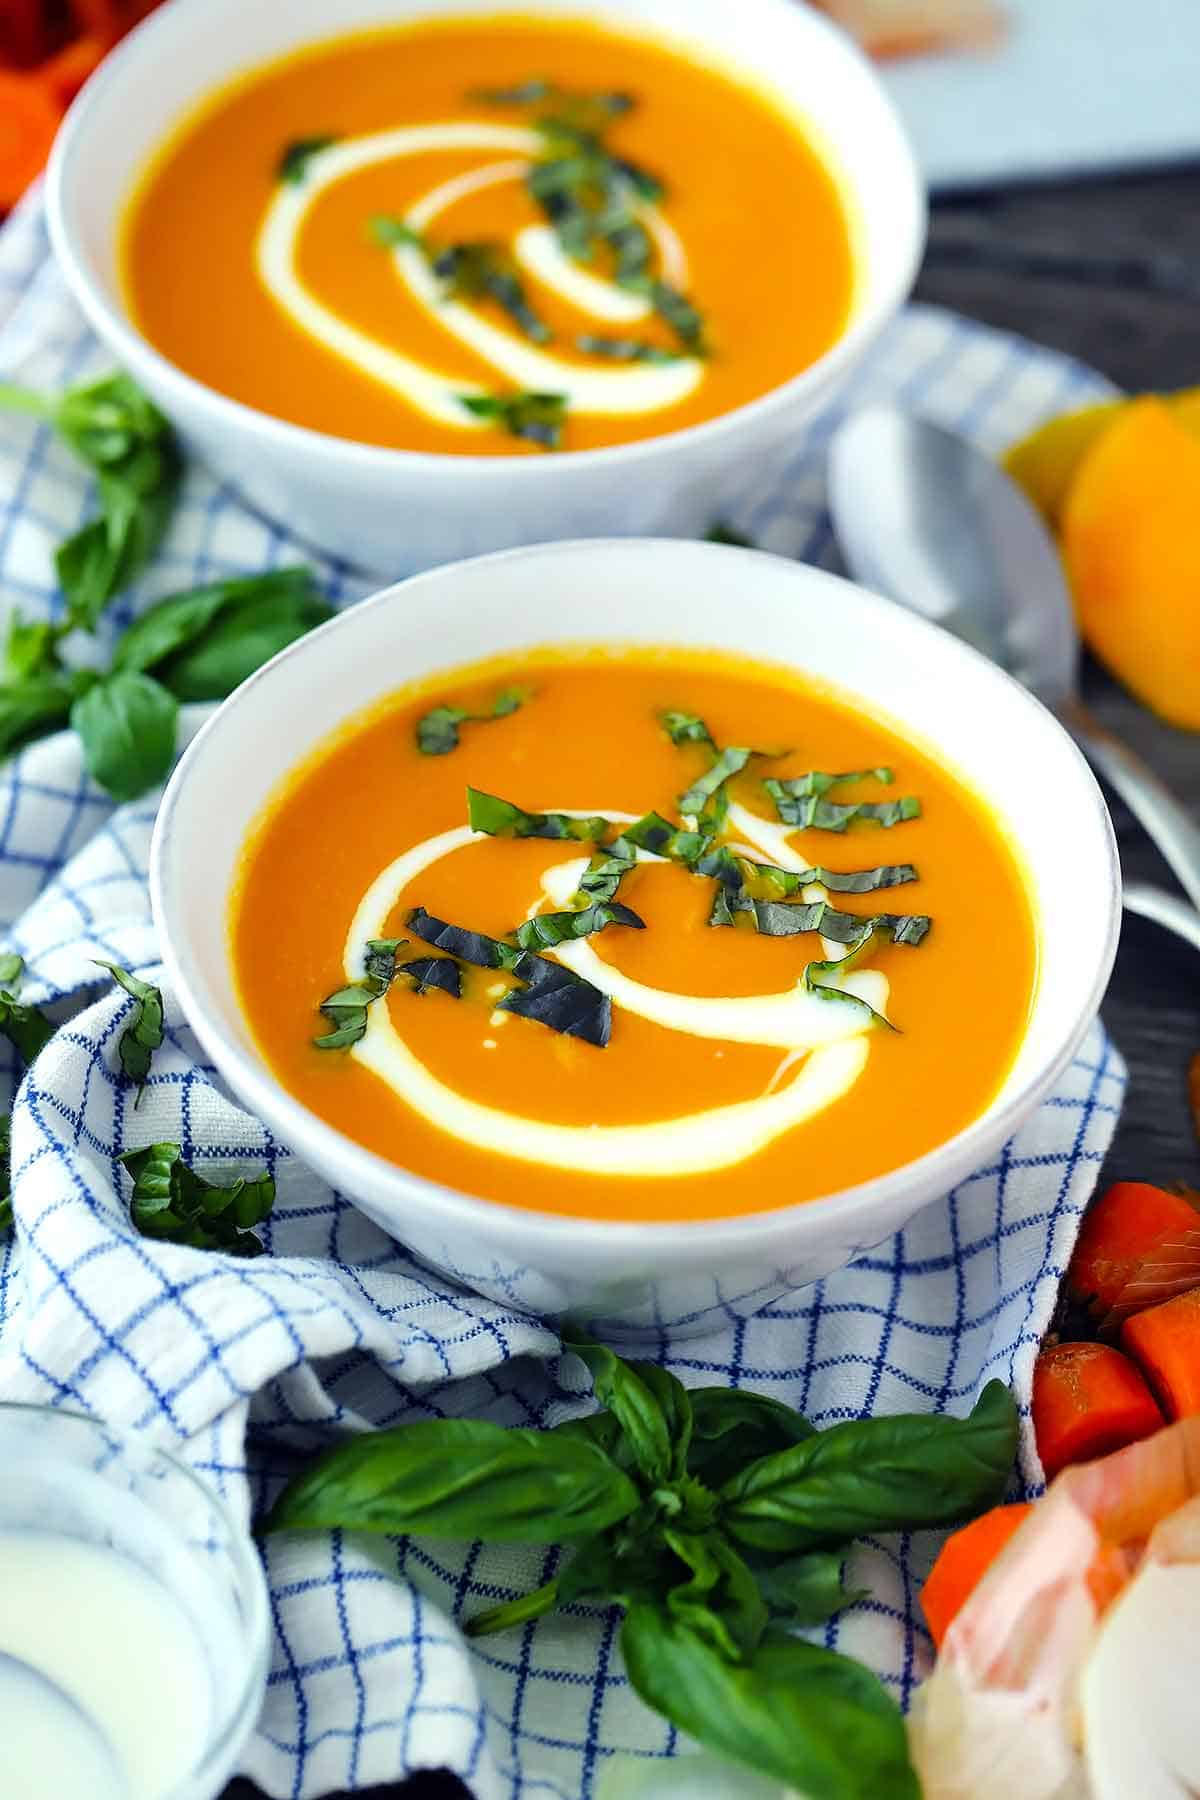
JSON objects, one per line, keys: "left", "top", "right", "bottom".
{"left": 398, "top": 957, "right": 462, "bottom": 999}
{"left": 679, "top": 745, "right": 754, "bottom": 827}
{"left": 458, "top": 390, "right": 567, "bottom": 449}
{"left": 660, "top": 710, "right": 714, "bottom": 747}
{"left": 622, "top": 811, "right": 711, "bottom": 864}
{"left": 765, "top": 771, "right": 921, "bottom": 832}
{"left": 468, "top": 788, "right": 609, "bottom": 843}
{"left": 802, "top": 917, "right": 926, "bottom": 1028}
{"left": 314, "top": 937, "right": 406, "bottom": 1049}
{"left": 118, "top": 1142, "right": 276, "bottom": 1256}
{"left": 578, "top": 839, "right": 638, "bottom": 904}
{"left": 575, "top": 335, "right": 680, "bottom": 364}
{"left": 416, "top": 688, "right": 528, "bottom": 756}
{"left": 516, "top": 901, "right": 644, "bottom": 950}
{"left": 706, "top": 522, "right": 754, "bottom": 548}
{"left": 0, "top": 952, "right": 53, "bottom": 1067}
{"left": 473, "top": 81, "right": 634, "bottom": 121}
{"left": 373, "top": 220, "right": 552, "bottom": 344}
{"left": 277, "top": 135, "right": 339, "bottom": 184}
{"left": 407, "top": 907, "right": 611, "bottom": 1047}
{"left": 712, "top": 894, "right": 930, "bottom": 945}
{"left": 623, "top": 276, "right": 708, "bottom": 355}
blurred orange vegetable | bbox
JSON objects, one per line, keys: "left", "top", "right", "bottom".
{"left": 1032, "top": 1341, "right": 1163, "bottom": 1481}
{"left": 921, "top": 1502, "right": 1032, "bottom": 1648}
{"left": 1123, "top": 1289, "right": 1200, "bottom": 1421}
{"left": 0, "top": 68, "right": 61, "bottom": 210}
{"left": 1062, "top": 396, "right": 1200, "bottom": 730}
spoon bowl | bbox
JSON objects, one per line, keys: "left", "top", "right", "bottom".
{"left": 830, "top": 405, "right": 1200, "bottom": 929}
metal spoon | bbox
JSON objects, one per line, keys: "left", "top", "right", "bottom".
{"left": 828, "top": 407, "right": 1200, "bottom": 941}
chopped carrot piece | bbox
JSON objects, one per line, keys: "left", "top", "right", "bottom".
{"left": 1033, "top": 1342, "right": 1163, "bottom": 1481}
{"left": 921, "top": 1502, "right": 1032, "bottom": 1648}
{"left": 36, "top": 34, "right": 107, "bottom": 110}
{"left": 1122, "top": 1290, "right": 1200, "bottom": 1421}
{"left": 0, "top": 71, "right": 62, "bottom": 211}
{"left": 1068, "top": 1180, "right": 1200, "bottom": 1324}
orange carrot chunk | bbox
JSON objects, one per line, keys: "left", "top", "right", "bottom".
{"left": 921, "top": 1502, "right": 1032, "bottom": 1648}
{"left": 1122, "top": 1289, "right": 1200, "bottom": 1421}
{"left": 1068, "top": 1180, "right": 1200, "bottom": 1316}
{"left": 1032, "top": 1342, "right": 1164, "bottom": 1481}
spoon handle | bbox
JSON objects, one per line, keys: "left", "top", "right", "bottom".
{"left": 1056, "top": 695, "right": 1200, "bottom": 914}
{"left": 1122, "top": 881, "right": 1200, "bottom": 955}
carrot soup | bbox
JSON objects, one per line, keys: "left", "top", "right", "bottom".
{"left": 120, "top": 14, "right": 855, "bottom": 454}
{"left": 231, "top": 649, "right": 1037, "bottom": 1222}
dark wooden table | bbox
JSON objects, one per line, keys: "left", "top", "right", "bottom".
{"left": 226, "top": 162, "right": 1200, "bottom": 1800}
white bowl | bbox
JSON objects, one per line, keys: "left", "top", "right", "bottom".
{"left": 151, "top": 539, "right": 1120, "bottom": 1339}
{"left": 45, "top": 0, "right": 924, "bottom": 577}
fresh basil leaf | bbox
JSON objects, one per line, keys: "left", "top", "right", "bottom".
{"left": 4, "top": 612, "right": 61, "bottom": 682}
{"left": 266, "top": 1416, "right": 641, "bottom": 1542}
{"left": 71, "top": 670, "right": 178, "bottom": 803}
{"left": 416, "top": 687, "right": 529, "bottom": 755}
{"left": 0, "top": 677, "right": 77, "bottom": 760}
{"left": 0, "top": 955, "right": 54, "bottom": 1066}
{"left": 576, "top": 840, "right": 637, "bottom": 905}
{"left": 664, "top": 1529, "right": 767, "bottom": 1663}
{"left": 156, "top": 583, "right": 332, "bottom": 701}
{"left": 112, "top": 568, "right": 326, "bottom": 685}
{"left": 459, "top": 390, "right": 567, "bottom": 449}
{"left": 626, "top": 1362, "right": 694, "bottom": 1479}
{"left": 515, "top": 900, "right": 643, "bottom": 950}
{"left": 719, "top": 1382, "right": 1019, "bottom": 1555}
{"left": 94, "top": 961, "right": 163, "bottom": 1098}
{"left": 549, "top": 1408, "right": 638, "bottom": 1474}
{"left": 277, "top": 135, "right": 339, "bottom": 183}
{"left": 398, "top": 956, "right": 462, "bottom": 998}
{"left": 54, "top": 373, "right": 168, "bottom": 471}
{"left": 56, "top": 448, "right": 181, "bottom": 635}
{"left": 766, "top": 770, "right": 921, "bottom": 833}
{"left": 686, "top": 1388, "right": 814, "bottom": 1490}
{"left": 752, "top": 1548, "right": 863, "bottom": 1626}
{"left": 705, "top": 522, "right": 754, "bottom": 548}
{"left": 467, "top": 788, "right": 609, "bottom": 842}
{"left": 464, "top": 1577, "right": 562, "bottom": 1638}
{"left": 118, "top": 1141, "right": 275, "bottom": 1256}
{"left": 621, "top": 1609, "right": 920, "bottom": 1798}
{"left": 564, "top": 1334, "right": 673, "bottom": 1485}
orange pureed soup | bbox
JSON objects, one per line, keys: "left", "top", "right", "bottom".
{"left": 231, "top": 650, "right": 1037, "bottom": 1222}
{"left": 121, "top": 15, "right": 854, "bottom": 455}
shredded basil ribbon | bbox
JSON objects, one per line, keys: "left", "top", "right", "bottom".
{"left": 416, "top": 689, "right": 529, "bottom": 756}
{"left": 406, "top": 908, "right": 612, "bottom": 1047}
{"left": 765, "top": 771, "right": 921, "bottom": 832}
{"left": 314, "top": 939, "right": 463, "bottom": 1049}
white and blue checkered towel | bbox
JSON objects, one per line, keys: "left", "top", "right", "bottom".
{"left": 0, "top": 189, "right": 1127, "bottom": 1800}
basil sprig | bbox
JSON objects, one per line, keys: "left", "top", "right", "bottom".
{"left": 416, "top": 689, "right": 529, "bottom": 756}
{"left": 111, "top": 567, "right": 332, "bottom": 701}
{"left": 118, "top": 1142, "right": 276, "bottom": 1256}
{"left": 268, "top": 1341, "right": 1017, "bottom": 1796}
{"left": 406, "top": 907, "right": 612, "bottom": 1046}
{"left": 766, "top": 770, "right": 921, "bottom": 832}
{"left": 0, "top": 373, "right": 180, "bottom": 637}
{"left": 94, "top": 961, "right": 163, "bottom": 1099}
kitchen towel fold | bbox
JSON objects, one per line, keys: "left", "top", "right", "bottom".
{"left": 0, "top": 190, "right": 1125, "bottom": 1800}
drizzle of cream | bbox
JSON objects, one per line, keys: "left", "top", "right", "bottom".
{"left": 256, "top": 125, "right": 702, "bottom": 428}
{"left": 339, "top": 811, "right": 884, "bottom": 1179}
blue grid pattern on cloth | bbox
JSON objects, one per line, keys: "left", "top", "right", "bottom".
{"left": 0, "top": 188, "right": 1127, "bottom": 1800}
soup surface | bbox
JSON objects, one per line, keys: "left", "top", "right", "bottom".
{"left": 122, "top": 15, "right": 854, "bottom": 455}
{"left": 232, "top": 649, "right": 1037, "bottom": 1221}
